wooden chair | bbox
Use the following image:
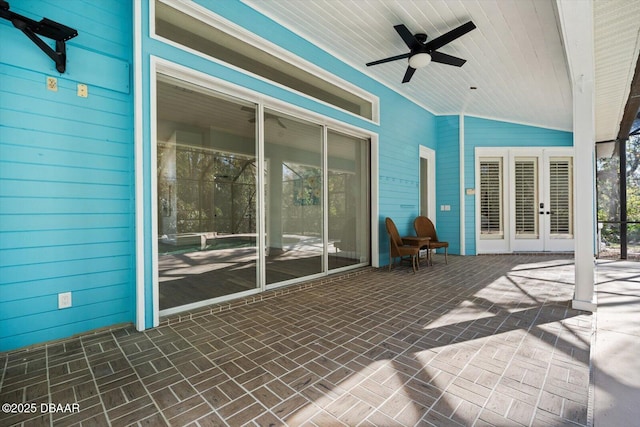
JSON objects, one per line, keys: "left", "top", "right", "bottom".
{"left": 385, "top": 217, "right": 420, "bottom": 273}
{"left": 414, "top": 216, "right": 449, "bottom": 264}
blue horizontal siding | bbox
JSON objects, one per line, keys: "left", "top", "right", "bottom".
{"left": 0, "top": 197, "right": 130, "bottom": 216}
{"left": 0, "top": 227, "right": 132, "bottom": 251}
{"left": 1, "top": 284, "right": 130, "bottom": 319}
{"left": 0, "top": 0, "right": 134, "bottom": 351}
{"left": 1, "top": 109, "right": 131, "bottom": 144}
{"left": 1, "top": 270, "right": 131, "bottom": 301}
{"left": 1, "top": 255, "right": 131, "bottom": 286}
{"left": 1, "top": 242, "right": 132, "bottom": 267}
{"left": 0, "top": 180, "right": 130, "bottom": 199}
{"left": 0, "top": 163, "right": 130, "bottom": 186}
{"left": 0, "top": 311, "right": 131, "bottom": 351}
{"left": 435, "top": 116, "right": 461, "bottom": 255}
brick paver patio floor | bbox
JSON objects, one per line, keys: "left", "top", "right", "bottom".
{"left": 0, "top": 254, "right": 593, "bottom": 426}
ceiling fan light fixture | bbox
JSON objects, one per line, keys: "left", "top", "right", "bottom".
{"left": 409, "top": 52, "right": 431, "bottom": 68}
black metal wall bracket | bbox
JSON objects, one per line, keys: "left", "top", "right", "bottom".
{"left": 0, "top": 0, "right": 78, "bottom": 73}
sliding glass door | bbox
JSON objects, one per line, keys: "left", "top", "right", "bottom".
{"left": 264, "top": 110, "right": 324, "bottom": 284}
{"left": 155, "top": 71, "right": 371, "bottom": 313}
{"left": 156, "top": 76, "right": 259, "bottom": 310}
{"left": 328, "top": 130, "right": 369, "bottom": 269}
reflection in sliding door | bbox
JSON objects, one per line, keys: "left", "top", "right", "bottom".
{"left": 328, "top": 130, "right": 370, "bottom": 269}
{"left": 265, "top": 110, "right": 323, "bottom": 285}
{"left": 156, "top": 76, "right": 259, "bottom": 311}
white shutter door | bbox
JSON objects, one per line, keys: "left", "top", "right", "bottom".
{"left": 549, "top": 158, "right": 573, "bottom": 237}
{"left": 514, "top": 158, "right": 538, "bottom": 238}
{"left": 480, "top": 159, "right": 503, "bottom": 238}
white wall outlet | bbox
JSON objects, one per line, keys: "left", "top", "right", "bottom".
{"left": 58, "top": 292, "right": 72, "bottom": 309}
{"left": 440, "top": 205, "right": 445, "bottom": 211}
{"left": 77, "top": 83, "right": 88, "bottom": 98}
{"left": 445, "top": 205, "right": 451, "bottom": 211}
{"left": 47, "top": 76, "right": 58, "bottom": 92}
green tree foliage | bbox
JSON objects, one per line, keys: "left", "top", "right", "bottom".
{"left": 597, "top": 133, "right": 640, "bottom": 245}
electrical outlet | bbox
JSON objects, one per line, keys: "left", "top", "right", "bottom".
{"left": 58, "top": 292, "right": 72, "bottom": 309}
{"left": 77, "top": 83, "right": 88, "bottom": 98}
{"left": 47, "top": 76, "right": 58, "bottom": 92}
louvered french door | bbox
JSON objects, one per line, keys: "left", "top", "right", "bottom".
{"left": 510, "top": 150, "right": 574, "bottom": 252}
{"left": 476, "top": 148, "right": 574, "bottom": 253}
{"left": 543, "top": 154, "right": 574, "bottom": 251}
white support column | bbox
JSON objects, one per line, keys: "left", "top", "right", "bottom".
{"left": 459, "top": 114, "right": 466, "bottom": 255}
{"left": 557, "top": 0, "right": 596, "bottom": 311}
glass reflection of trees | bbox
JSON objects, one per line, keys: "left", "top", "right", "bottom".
{"left": 162, "top": 144, "right": 257, "bottom": 235}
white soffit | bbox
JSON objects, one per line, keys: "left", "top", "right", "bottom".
{"left": 242, "top": 0, "right": 573, "bottom": 131}
{"left": 593, "top": 0, "right": 640, "bottom": 142}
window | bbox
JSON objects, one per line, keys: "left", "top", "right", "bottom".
{"left": 514, "top": 158, "right": 538, "bottom": 238}
{"left": 480, "top": 158, "right": 503, "bottom": 238}
{"left": 549, "top": 158, "right": 574, "bottom": 237}
{"left": 154, "top": 0, "right": 377, "bottom": 121}
{"left": 156, "top": 75, "right": 259, "bottom": 310}
{"left": 327, "top": 130, "right": 370, "bottom": 269}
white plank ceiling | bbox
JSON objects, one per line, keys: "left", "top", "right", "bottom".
{"left": 242, "top": 0, "right": 640, "bottom": 140}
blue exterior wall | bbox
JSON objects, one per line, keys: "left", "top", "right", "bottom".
{"left": 435, "top": 116, "right": 461, "bottom": 254}
{"left": 0, "top": 1, "right": 134, "bottom": 351}
{"left": 378, "top": 92, "right": 437, "bottom": 257}
{"left": 0, "top": 0, "right": 576, "bottom": 351}
{"left": 462, "top": 116, "right": 573, "bottom": 255}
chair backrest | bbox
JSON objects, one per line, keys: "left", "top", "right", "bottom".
{"left": 414, "top": 216, "right": 439, "bottom": 242}
{"left": 385, "top": 217, "right": 403, "bottom": 255}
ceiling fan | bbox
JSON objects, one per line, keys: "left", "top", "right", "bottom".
{"left": 366, "top": 21, "right": 476, "bottom": 83}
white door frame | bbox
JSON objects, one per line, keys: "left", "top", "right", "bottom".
{"left": 419, "top": 146, "right": 436, "bottom": 224}
{"left": 476, "top": 147, "right": 574, "bottom": 254}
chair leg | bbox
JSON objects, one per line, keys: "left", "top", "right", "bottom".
{"left": 412, "top": 255, "right": 417, "bottom": 274}
{"left": 445, "top": 248, "right": 448, "bottom": 264}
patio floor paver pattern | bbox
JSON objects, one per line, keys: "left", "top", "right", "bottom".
{"left": 0, "top": 254, "right": 592, "bottom": 426}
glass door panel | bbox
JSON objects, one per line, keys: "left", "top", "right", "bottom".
{"left": 514, "top": 158, "right": 539, "bottom": 239}
{"left": 156, "top": 76, "right": 258, "bottom": 311}
{"left": 327, "top": 130, "right": 369, "bottom": 270}
{"left": 479, "top": 159, "right": 504, "bottom": 238}
{"left": 265, "top": 110, "right": 323, "bottom": 285}
{"left": 511, "top": 155, "right": 543, "bottom": 252}
{"left": 545, "top": 156, "right": 574, "bottom": 251}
